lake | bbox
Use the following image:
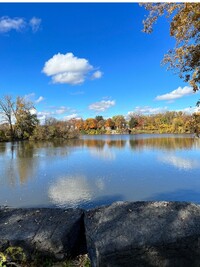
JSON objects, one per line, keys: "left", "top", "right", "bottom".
{"left": 0, "top": 134, "right": 200, "bottom": 209}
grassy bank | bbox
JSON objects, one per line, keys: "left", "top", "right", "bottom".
{"left": 0, "top": 247, "right": 91, "bottom": 267}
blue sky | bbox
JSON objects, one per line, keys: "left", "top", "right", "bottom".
{"left": 0, "top": 3, "right": 199, "bottom": 122}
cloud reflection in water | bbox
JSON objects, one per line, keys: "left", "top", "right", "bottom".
{"left": 48, "top": 175, "right": 104, "bottom": 208}
{"left": 48, "top": 175, "right": 92, "bottom": 207}
{"left": 159, "top": 154, "right": 199, "bottom": 170}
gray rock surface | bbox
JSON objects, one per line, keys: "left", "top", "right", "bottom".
{"left": 0, "top": 207, "right": 85, "bottom": 260}
{"left": 84, "top": 201, "right": 200, "bottom": 267}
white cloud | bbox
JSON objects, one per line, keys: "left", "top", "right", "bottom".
{"left": 37, "top": 111, "right": 80, "bottom": 124}
{"left": 55, "top": 106, "right": 70, "bottom": 114}
{"left": 35, "top": 96, "right": 44, "bottom": 104}
{"left": 0, "top": 16, "right": 41, "bottom": 33}
{"left": 176, "top": 106, "right": 200, "bottom": 114}
{"left": 42, "top": 52, "right": 102, "bottom": 85}
{"left": 128, "top": 106, "right": 168, "bottom": 116}
{"left": 24, "top": 92, "right": 35, "bottom": 101}
{"left": 29, "top": 108, "right": 37, "bottom": 115}
{"left": 155, "top": 86, "right": 194, "bottom": 101}
{"left": 52, "top": 72, "right": 85, "bottom": 85}
{"left": 37, "top": 111, "right": 51, "bottom": 124}
{"left": 89, "top": 100, "right": 115, "bottom": 112}
{"left": 29, "top": 17, "right": 41, "bottom": 33}
{"left": 37, "top": 111, "right": 51, "bottom": 117}
{"left": 92, "top": 70, "right": 103, "bottom": 79}
{"left": 36, "top": 106, "right": 74, "bottom": 123}
{"left": 63, "top": 114, "right": 79, "bottom": 120}
{"left": 0, "top": 16, "right": 25, "bottom": 33}
{"left": 23, "top": 93, "right": 44, "bottom": 104}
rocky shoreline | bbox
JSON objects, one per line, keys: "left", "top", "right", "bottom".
{"left": 1, "top": 201, "right": 200, "bottom": 266}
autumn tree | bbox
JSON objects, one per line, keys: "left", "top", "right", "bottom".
{"left": 45, "top": 117, "right": 57, "bottom": 126}
{"left": 97, "top": 119, "right": 105, "bottom": 129}
{"left": 112, "top": 115, "right": 126, "bottom": 129}
{"left": 0, "top": 95, "right": 39, "bottom": 140}
{"left": 95, "top": 115, "right": 104, "bottom": 122}
{"left": 14, "top": 97, "right": 39, "bottom": 139}
{"left": 31, "top": 118, "right": 79, "bottom": 140}
{"left": 141, "top": 3, "right": 200, "bottom": 91}
{"left": 129, "top": 116, "right": 139, "bottom": 129}
{"left": 75, "top": 119, "right": 84, "bottom": 131}
{"left": 0, "top": 95, "right": 15, "bottom": 139}
{"left": 83, "top": 118, "right": 97, "bottom": 130}
{"left": 192, "top": 112, "right": 200, "bottom": 137}
{"left": 104, "top": 118, "right": 115, "bottom": 129}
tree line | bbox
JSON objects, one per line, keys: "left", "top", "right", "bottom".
{"left": 0, "top": 95, "right": 79, "bottom": 142}
{"left": 1, "top": 95, "right": 199, "bottom": 142}
{"left": 72, "top": 112, "right": 200, "bottom": 136}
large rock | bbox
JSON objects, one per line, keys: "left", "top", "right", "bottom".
{"left": 84, "top": 201, "right": 200, "bottom": 267}
{"left": 0, "top": 207, "right": 86, "bottom": 260}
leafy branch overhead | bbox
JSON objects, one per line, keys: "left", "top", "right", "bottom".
{"left": 141, "top": 3, "right": 200, "bottom": 92}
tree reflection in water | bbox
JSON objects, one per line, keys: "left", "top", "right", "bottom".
{"left": 129, "top": 136, "right": 196, "bottom": 151}
{"left": 1, "top": 135, "right": 200, "bottom": 186}
{"left": 0, "top": 134, "right": 200, "bottom": 208}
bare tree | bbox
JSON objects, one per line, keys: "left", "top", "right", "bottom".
{"left": 0, "top": 95, "right": 15, "bottom": 139}
{"left": 0, "top": 95, "right": 39, "bottom": 140}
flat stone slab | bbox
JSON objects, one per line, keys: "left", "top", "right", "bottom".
{"left": 85, "top": 201, "right": 200, "bottom": 267}
{"left": 0, "top": 207, "right": 85, "bottom": 260}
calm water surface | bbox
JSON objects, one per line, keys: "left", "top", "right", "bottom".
{"left": 0, "top": 134, "right": 200, "bottom": 209}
